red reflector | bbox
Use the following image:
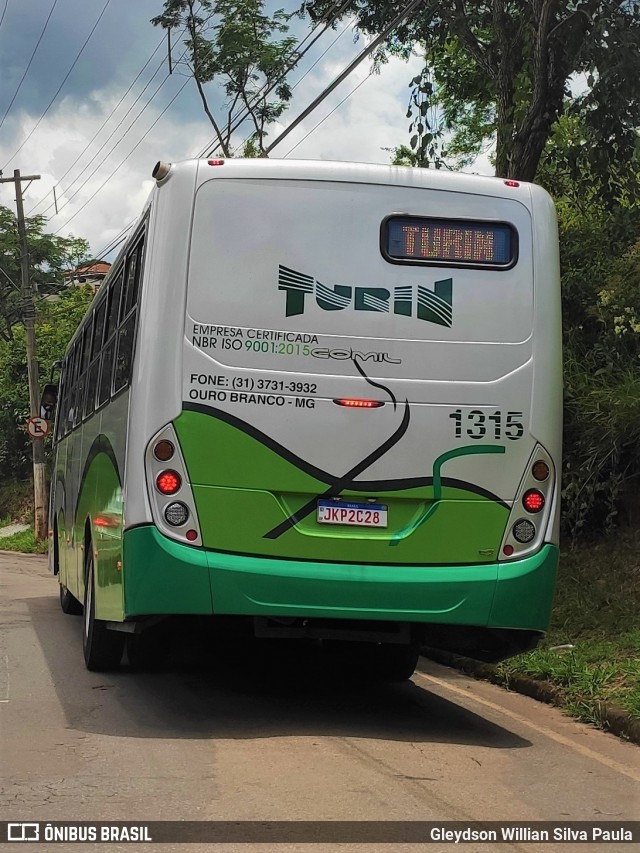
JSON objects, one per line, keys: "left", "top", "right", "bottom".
{"left": 156, "top": 470, "right": 181, "bottom": 495}
{"left": 522, "top": 489, "right": 545, "bottom": 513}
{"left": 504, "top": 179, "right": 520, "bottom": 187}
{"left": 333, "top": 399, "right": 384, "bottom": 408}
{"left": 186, "top": 529, "right": 198, "bottom": 541}
{"left": 503, "top": 544, "right": 514, "bottom": 556}
{"left": 208, "top": 159, "right": 224, "bottom": 166}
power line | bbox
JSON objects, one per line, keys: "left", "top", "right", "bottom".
{"left": 26, "top": 36, "right": 166, "bottom": 216}
{"left": 0, "top": 0, "right": 9, "bottom": 32}
{"left": 195, "top": 0, "right": 355, "bottom": 158}
{"left": 0, "top": 0, "right": 59, "bottom": 133}
{"left": 92, "top": 223, "right": 135, "bottom": 261}
{"left": 232, "top": 19, "right": 353, "bottom": 156}
{"left": 36, "top": 53, "right": 169, "bottom": 218}
{"left": 263, "top": 0, "right": 425, "bottom": 156}
{"left": 46, "top": 58, "right": 187, "bottom": 222}
{"left": 1, "top": 0, "right": 112, "bottom": 171}
{"left": 53, "top": 78, "right": 189, "bottom": 236}
{"left": 282, "top": 70, "right": 373, "bottom": 157}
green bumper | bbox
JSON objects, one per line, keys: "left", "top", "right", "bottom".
{"left": 123, "top": 526, "right": 558, "bottom": 632}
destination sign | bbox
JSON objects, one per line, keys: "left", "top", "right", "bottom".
{"left": 384, "top": 217, "right": 515, "bottom": 267}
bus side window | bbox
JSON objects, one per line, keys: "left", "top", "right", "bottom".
{"left": 83, "top": 357, "right": 101, "bottom": 419}
{"left": 97, "top": 338, "right": 116, "bottom": 408}
{"left": 91, "top": 298, "right": 107, "bottom": 361}
{"left": 65, "top": 343, "right": 82, "bottom": 429}
{"left": 74, "top": 326, "right": 91, "bottom": 428}
{"left": 121, "top": 238, "right": 144, "bottom": 321}
{"left": 82, "top": 296, "right": 106, "bottom": 417}
{"left": 54, "top": 360, "right": 68, "bottom": 441}
{"left": 104, "top": 268, "right": 124, "bottom": 344}
{"left": 78, "top": 314, "right": 94, "bottom": 423}
{"left": 114, "top": 311, "right": 137, "bottom": 392}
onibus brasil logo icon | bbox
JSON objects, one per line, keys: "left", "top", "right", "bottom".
{"left": 278, "top": 265, "right": 453, "bottom": 328}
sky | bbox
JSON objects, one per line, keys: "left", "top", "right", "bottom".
{"left": 0, "top": 0, "right": 489, "bottom": 261}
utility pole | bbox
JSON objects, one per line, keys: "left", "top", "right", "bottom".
{"left": 0, "top": 169, "right": 47, "bottom": 540}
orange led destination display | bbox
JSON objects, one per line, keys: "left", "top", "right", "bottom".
{"left": 385, "top": 217, "right": 515, "bottom": 266}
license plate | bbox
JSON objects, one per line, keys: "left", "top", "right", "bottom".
{"left": 317, "top": 500, "right": 388, "bottom": 528}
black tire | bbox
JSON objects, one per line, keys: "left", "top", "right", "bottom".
{"left": 373, "top": 643, "right": 420, "bottom": 682}
{"left": 325, "top": 640, "right": 420, "bottom": 682}
{"left": 59, "top": 581, "right": 83, "bottom": 615}
{"left": 82, "top": 551, "right": 125, "bottom": 672}
{"left": 126, "top": 623, "right": 172, "bottom": 671}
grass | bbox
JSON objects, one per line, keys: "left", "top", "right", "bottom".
{"left": 0, "top": 527, "right": 48, "bottom": 554}
{"left": 499, "top": 527, "right": 640, "bottom": 724}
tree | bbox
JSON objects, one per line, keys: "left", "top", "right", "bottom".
{"left": 303, "top": 0, "right": 640, "bottom": 183}
{"left": 152, "top": 0, "right": 298, "bottom": 156}
{"left": 0, "top": 205, "right": 89, "bottom": 339}
{"left": 0, "top": 286, "right": 95, "bottom": 482}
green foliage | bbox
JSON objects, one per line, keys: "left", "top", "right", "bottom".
{"left": 545, "top": 154, "right": 640, "bottom": 540}
{"left": 0, "top": 527, "right": 48, "bottom": 554}
{"left": 0, "top": 478, "right": 33, "bottom": 523}
{"left": 0, "top": 205, "right": 89, "bottom": 338}
{"left": 0, "top": 286, "right": 94, "bottom": 479}
{"left": 500, "top": 529, "right": 640, "bottom": 721}
{"left": 304, "top": 0, "right": 640, "bottom": 183}
{"left": 152, "top": 0, "right": 297, "bottom": 155}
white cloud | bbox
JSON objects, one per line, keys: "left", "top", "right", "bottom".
{"left": 0, "top": 25, "right": 441, "bottom": 259}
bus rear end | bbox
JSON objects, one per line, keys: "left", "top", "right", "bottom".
{"left": 132, "top": 160, "right": 561, "bottom": 670}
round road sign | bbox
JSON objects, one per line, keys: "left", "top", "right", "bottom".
{"left": 26, "top": 416, "right": 49, "bottom": 439}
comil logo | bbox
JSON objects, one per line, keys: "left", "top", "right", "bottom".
{"left": 278, "top": 265, "right": 453, "bottom": 328}
{"left": 7, "top": 823, "right": 40, "bottom": 842}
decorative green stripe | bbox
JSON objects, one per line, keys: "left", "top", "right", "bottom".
{"left": 181, "top": 402, "right": 508, "bottom": 506}
{"left": 390, "top": 445, "right": 506, "bottom": 545}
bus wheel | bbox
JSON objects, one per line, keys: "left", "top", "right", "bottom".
{"left": 59, "top": 582, "right": 83, "bottom": 615}
{"left": 126, "top": 623, "right": 172, "bottom": 671}
{"left": 82, "top": 551, "right": 125, "bottom": 672}
{"left": 372, "top": 643, "right": 421, "bottom": 682}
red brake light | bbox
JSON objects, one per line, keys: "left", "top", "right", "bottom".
{"left": 522, "top": 489, "right": 545, "bottom": 513}
{"left": 504, "top": 179, "right": 520, "bottom": 187}
{"left": 186, "top": 529, "right": 198, "bottom": 541}
{"left": 156, "top": 470, "right": 181, "bottom": 495}
{"left": 333, "top": 399, "right": 384, "bottom": 408}
{"left": 208, "top": 159, "right": 224, "bottom": 166}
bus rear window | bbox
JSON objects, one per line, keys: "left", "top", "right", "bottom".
{"left": 383, "top": 216, "right": 516, "bottom": 268}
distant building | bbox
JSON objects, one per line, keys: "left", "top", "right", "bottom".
{"left": 64, "top": 261, "right": 111, "bottom": 292}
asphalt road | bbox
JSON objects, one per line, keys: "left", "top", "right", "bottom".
{"left": 1, "top": 551, "right": 638, "bottom": 852}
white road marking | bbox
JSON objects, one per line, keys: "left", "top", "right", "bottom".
{"left": 415, "top": 670, "right": 640, "bottom": 783}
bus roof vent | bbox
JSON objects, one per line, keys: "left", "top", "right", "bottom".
{"left": 152, "top": 161, "right": 172, "bottom": 182}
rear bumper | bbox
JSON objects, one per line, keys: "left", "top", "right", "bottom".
{"left": 123, "top": 526, "right": 558, "bottom": 634}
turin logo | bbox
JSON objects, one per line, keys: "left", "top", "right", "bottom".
{"left": 278, "top": 265, "right": 453, "bottom": 327}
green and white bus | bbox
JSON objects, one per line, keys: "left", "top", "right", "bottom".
{"left": 48, "top": 158, "right": 562, "bottom": 677}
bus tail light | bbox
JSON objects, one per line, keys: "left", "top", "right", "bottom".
{"left": 153, "top": 439, "right": 175, "bottom": 461}
{"left": 522, "top": 489, "right": 544, "bottom": 513}
{"left": 156, "top": 470, "right": 181, "bottom": 495}
{"left": 532, "top": 460, "right": 549, "bottom": 481}
{"left": 146, "top": 425, "right": 202, "bottom": 546}
{"left": 499, "top": 444, "right": 555, "bottom": 561}
{"left": 164, "top": 502, "right": 189, "bottom": 526}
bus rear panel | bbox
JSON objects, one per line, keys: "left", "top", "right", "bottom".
{"left": 126, "top": 160, "right": 561, "bottom": 664}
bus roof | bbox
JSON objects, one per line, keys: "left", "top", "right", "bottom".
{"left": 156, "top": 157, "right": 539, "bottom": 204}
